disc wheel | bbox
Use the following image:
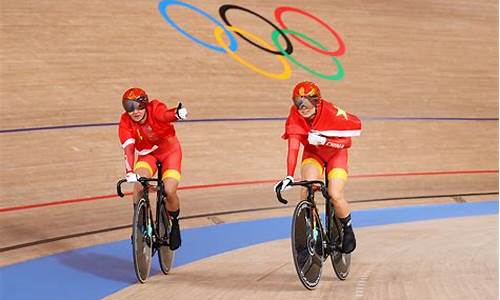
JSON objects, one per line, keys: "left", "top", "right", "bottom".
{"left": 132, "top": 199, "right": 153, "bottom": 283}
{"left": 291, "top": 201, "right": 324, "bottom": 290}
{"left": 158, "top": 201, "right": 175, "bottom": 274}
{"left": 330, "top": 214, "right": 351, "bottom": 280}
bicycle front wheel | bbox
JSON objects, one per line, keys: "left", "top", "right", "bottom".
{"left": 291, "top": 200, "right": 324, "bottom": 290}
{"left": 132, "top": 198, "right": 153, "bottom": 283}
{"left": 158, "top": 200, "right": 174, "bottom": 274}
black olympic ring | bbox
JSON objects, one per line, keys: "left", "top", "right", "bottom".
{"left": 219, "top": 4, "right": 294, "bottom": 56}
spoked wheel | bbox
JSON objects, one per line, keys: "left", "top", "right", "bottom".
{"left": 158, "top": 201, "right": 175, "bottom": 274}
{"left": 330, "top": 215, "right": 351, "bottom": 280}
{"left": 291, "top": 201, "right": 324, "bottom": 290}
{"left": 132, "top": 199, "right": 153, "bottom": 283}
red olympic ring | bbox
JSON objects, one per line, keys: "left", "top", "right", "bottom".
{"left": 274, "top": 6, "right": 345, "bottom": 57}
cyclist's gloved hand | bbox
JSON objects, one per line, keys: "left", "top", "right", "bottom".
{"left": 274, "top": 176, "right": 294, "bottom": 193}
{"left": 308, "top": 132, "right": 326, "bottom": 146}
{"left": 176, "top": 102, "right": 188, "bottom": 120}
{"left": 125, "top": 172, "right": 140, "bottom": 183}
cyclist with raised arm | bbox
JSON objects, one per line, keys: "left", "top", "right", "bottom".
{"left": 275, "top": 81, "right": 362, "bottom": 254}
{"left": 118, "top": 87, "right": 187, "bottom": 251}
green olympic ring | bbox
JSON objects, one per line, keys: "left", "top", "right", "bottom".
{"left": 272, "top": 28, "right": 344, "bottom": 80}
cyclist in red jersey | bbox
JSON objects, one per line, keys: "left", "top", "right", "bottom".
{"left": 118, "top": 87, "right": 187, "bottom": 250}
{"left": 275, "top": 81, "right": 362, "bottom": 253}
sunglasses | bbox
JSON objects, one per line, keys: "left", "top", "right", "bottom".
{"left": 123, "top": 100, "right": 145, "bottom": 113}
{"left": 293, "top": 97, "right": 314, "bottom": 110}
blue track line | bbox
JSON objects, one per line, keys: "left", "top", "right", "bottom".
{"left": 0, "top": 200, "right": 497, "bottom": 299}
{"left": 0, "top": 116, "right": 497, "bottom": 134}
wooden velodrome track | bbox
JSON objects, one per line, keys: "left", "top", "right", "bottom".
{"left": 1, "top": 0, "right": 498, "bottom": 299}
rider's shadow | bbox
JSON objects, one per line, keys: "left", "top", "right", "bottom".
{"left": 56, "top": 251, "right": 157, "bottom": 284}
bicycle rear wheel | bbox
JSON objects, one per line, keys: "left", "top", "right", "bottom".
{"left": 291, "top": 200, "right": 324, "bottom": 290}
{"left": 132, "top": 198, "right": 153, "bottom": 283}
{"left": 329, "top": 215, "right": 351, "bottom": 280}
{"left": 158, "top": 200, "right": 175, "bottom": 274}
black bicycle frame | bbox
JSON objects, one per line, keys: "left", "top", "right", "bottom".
{"left": 116, "top": 160, "right": 168, "bottom": 248}
{"left": 153, "top": 161, "right": 168, "bottom": 248}
{"left": 305, "top": 181, "right": 333, "bottom": 256}
{"left": 322, "top": 172, "right": 344, "bottom": 254}
{"left": 276, "top": 174, "right": 342, "bottom": 255}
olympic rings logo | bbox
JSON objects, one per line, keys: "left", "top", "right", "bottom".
{"left": 158, "top": 1, "right": 346, "bottom": 81}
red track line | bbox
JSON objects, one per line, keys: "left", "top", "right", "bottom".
{"left": 0, "top": 169, "right": 497, "bottom": 213}
{"left": 351, "top": 169, "right": 498, "bottom": 178}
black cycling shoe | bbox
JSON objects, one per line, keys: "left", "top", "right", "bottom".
{"left": 342, "top": 226, "right": 356, "bottom": 254}
{"left": 169, "top": 220, "right": 181, "bottom": 251}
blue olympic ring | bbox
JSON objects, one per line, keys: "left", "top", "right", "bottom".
{"left": 158, "top": 0, "right": 238, "bottom": 53}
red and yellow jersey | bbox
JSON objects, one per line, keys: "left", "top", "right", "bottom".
{"left": 282, "top": 99, "right": 361, "bottom": 141}
{"left": 118, "top": 99, "right": 179, "bottom": 172}
{"left": 282, "top": 99, "right": 362, "bottom": 177}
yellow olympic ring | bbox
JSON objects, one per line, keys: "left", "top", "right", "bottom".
{"left": 213, "top": 26, "right": 292, "bottom": 80}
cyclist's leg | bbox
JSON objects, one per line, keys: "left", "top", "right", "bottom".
{"left": 301, "top": 150, "right": 323, "bottom": 199}
{"left": 326, "top": 149, "right": 355, "bottom": 253}
{"left": 163, "top": 178, "right": 180, "bottom": 210}
{"left": 325, "top": 149, "right": 349, "bottom": 217}
{"left": 133, "top": 155, "right": 157, "bottom": 204}
{"left": 327, "top": 179, "right": 349, "bottom": 218}
{"left": 159, "top": 139, "right": 182, "bottom": 211}
{"left": 158, "top": 137, "right": 182, "bottom": 250}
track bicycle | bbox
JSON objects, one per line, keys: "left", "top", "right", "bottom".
{"left": 276, "top": 178, "right": 351, "bottom": 289}
{"left": 117, "top": 161, "right": 174, "bottom": 283}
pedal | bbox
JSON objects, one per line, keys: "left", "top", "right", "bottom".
{"left": 327, "top": 242, "right": 339, "bottom": 254}
{"left": 158, "top": 236, "right": 170, "bottom": 247}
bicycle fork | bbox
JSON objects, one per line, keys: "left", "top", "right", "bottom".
{"left": 311, "top": 208, "right": 320, "bottom": 242}
{"left": 323, "top": 202, "right": 339, "bottom": 257}
{"left": 141, "top": 205, "right": 154, "bottom": 249}
{"left": 306, "top": 206, "right": 323, "bottom": 258}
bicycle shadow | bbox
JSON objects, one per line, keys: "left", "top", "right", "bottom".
{"left": 56, "top": 251, "right": 158, "bottom": 284}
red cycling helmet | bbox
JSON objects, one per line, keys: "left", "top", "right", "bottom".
{"left": 122, "top": 87, "right": 149, "bottom": 112}
{"left": 292, "top": 81, "right": 321, "bottom": 108}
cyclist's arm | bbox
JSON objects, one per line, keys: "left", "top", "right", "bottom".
{"left": 287, "top": 135, "right": 301, "bottom": 176}
{"left": 155, "top": 102, "right": 178, "bottom": 123}
{"left": 122, "top": 140, "right": 135, "bottom": 173}
{"left": 324, "top": 136, "right": 352, "bottom": 149}
{"left": 118, "top": 119, "right": 136, "bottom": 173}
